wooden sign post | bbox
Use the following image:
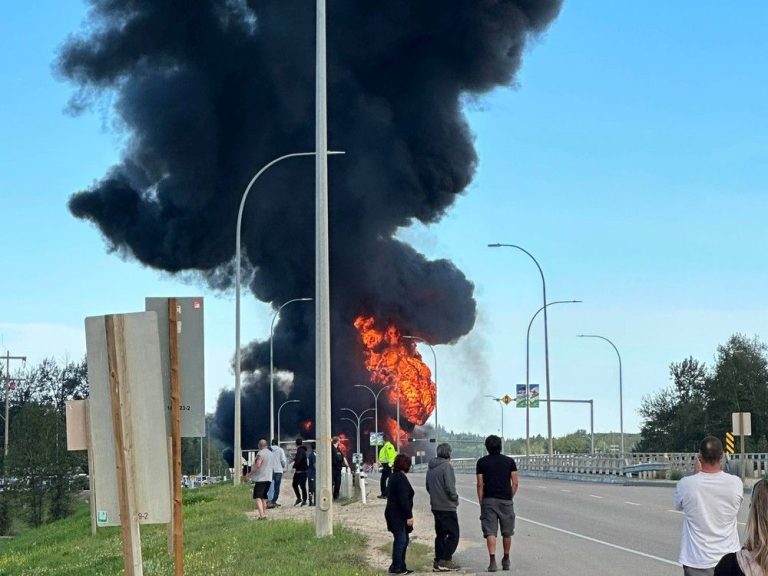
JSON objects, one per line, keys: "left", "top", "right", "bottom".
{"left": 105, "top": 315, "right": 143, "bottom": 576}
{"left": 169, "top": 299, "right": 184, "bottom": 576}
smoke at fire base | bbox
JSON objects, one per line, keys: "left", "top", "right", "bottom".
{"left": 59, "top": 1, "right": 562, "bottom": 449}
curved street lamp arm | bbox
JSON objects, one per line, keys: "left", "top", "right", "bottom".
{"left": 577, "top": 334, "right": 623, "bottom": 453}
{"left": 527, "top": 300, "right": 582, "bottom": 341}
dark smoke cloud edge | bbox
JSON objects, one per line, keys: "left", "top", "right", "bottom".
{"left": 60, "top": 0, "right": 563, "bottom": 449}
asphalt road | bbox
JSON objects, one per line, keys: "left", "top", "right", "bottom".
{"left": 407, "top": 473, "right": 750, "bottom": 575}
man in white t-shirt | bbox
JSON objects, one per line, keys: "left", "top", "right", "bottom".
{"left": 674, "top": 435, "right": 743, "bottom": 576}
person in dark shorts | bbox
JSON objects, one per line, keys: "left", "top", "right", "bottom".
{"left": 476, "top": 434, "right": 518, "bottom": 572}
{"left": 246, "top": 439, "right": 274, "bottom": 520}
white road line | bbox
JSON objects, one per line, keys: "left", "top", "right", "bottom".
{"left": 625, "top": 501, "right": 641, "bottom": 506}
{"left": 590, "top": 495, "right": 604, "bottom": 499}
{"left": 560, "top": 489, "right": 572, "bottom": 493}
{"left": 458, "top": 496, "right": 679, "bottom": 568}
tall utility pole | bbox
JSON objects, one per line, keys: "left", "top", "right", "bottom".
{"left": 315, "top": 0, "right": 333, "bottom": 538}
{"left": 4, "top": 351, "right": 27, "bottom": 458}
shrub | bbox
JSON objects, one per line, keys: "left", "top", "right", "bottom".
{"left": 669, "top": 469, "right": 683, "bottom": 481}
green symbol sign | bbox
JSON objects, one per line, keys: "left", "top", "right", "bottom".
{"left": 529, "top": 384, "right": 540, "bottom": 408}
{"left": 97, "top": 510, "right": 108, "bottom": 524}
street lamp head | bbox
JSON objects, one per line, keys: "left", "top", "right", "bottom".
{"left": 487, "top": 243, "right": 502, "bottom": 248}
{"left": 571, "top": 300, "right": 583, "bottom": 303}
{"left": 298, "top": 297, "right": 313, "bottom": 302}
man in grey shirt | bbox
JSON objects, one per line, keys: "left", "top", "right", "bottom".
{"left": 426, "top": 443, "right": 460, "bottom": 572}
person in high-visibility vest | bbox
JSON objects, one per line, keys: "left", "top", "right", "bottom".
{"left": 378, "top": 439, "right": 397, "bottom": 499}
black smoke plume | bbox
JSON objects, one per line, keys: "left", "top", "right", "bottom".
{"left": 59, "top": 1, "right": 562, "bottom": 449}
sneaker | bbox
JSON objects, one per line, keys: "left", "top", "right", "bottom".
{"left": 301, "top": 500, "right": 307, "bottom": 507}
{"left": 438, "top": 559, "right": 461, "bottom": 571}
{"left": 501, "top": 557, "right": 510, "bottom": 571}
{"left": 294, "top": 498, "right": 302, "bottom": 506}
{"left": 488, "top": 558, "right": 498, "bottom": 572}
{"left": 433, "top": 560, "right": 442, "bottom": 572}
{"left": 266, "top": 502, "right": 276, "bottom": 509}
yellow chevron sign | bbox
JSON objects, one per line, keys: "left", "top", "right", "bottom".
{"left": 725, "top": 432, "right": 735, "bottom": 454}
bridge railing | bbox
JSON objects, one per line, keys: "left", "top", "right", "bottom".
{"left": 413, "top": 453, "right": 768, "bottom": 478}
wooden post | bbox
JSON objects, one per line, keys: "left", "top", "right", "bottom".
{"left": 169, "top": 299, "right": 184, "bottom": 576}
{"left": 105, "top": 315, "right": 143, "bottom": 576}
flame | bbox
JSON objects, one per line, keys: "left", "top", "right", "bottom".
{"left": 338, "top": 432, "right": 351, "bottom": 457}
{"left": 354, "top": 315, "right": 435, "bottom": 446}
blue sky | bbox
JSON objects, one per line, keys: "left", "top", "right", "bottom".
{"left": 1, "top": 2, "right": 766, "bottom": 443}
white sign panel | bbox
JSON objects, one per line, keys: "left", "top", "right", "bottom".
{"left": 732, "top": 412, "right": 752, "bottom": 436}
{"left": 145, "top": 297, "right": 206, "bottom": 437}
{"left": 86, "top": 312, "right": 171, "bottom": 527}
{"left": 65, "top": 399, "right": 88, "bottom": 451}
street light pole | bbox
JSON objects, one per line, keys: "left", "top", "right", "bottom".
{"left": 353, "top": 384, "right": 391, "bottom": 455}
{"left": 234, "top": 151, "right": 342, "bottom": 486}
{"left": 489, "top": 243, "right": 553, "bottom": 456}
{"left": 525, "top": 300, "right": 581, "bottom": 456}
{"left": 340, "top": 407, "right": 375, "bottom": 456}
{"left": 578, "top": 334, "right": 624, "bottom": 454}
{"left": 401, "top": 335, "right": 438, "bottom": 444}
{"left": 277, "top": 399, "right": 300, "bottom": 446}
{"left": 484, "top": 395, "right": 504, "bottom": 452}
{"left": 270, "top": 298, "right": 312, "bottom": 442}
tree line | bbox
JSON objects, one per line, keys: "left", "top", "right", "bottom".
{"left": 0, "top": 357, "right": 229, "bottom": 535}
{"left": 637, "top": 334, "right": 768, "bottom": 453}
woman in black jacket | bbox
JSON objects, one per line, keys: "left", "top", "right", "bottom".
{"left": 385, "top": 453, "right": 415, "bottom": 575}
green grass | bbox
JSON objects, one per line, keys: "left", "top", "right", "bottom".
{"left": 379, "top": 540, "right": 434, "bottom": 573}
{"left": 0, "top": 484, "right": 382, "bottom": 576}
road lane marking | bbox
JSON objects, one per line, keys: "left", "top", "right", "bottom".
{"left": 667, "top": 510, "right": 683, "bottom": 514}
{"left": 589, "top": 495, "right": 604, "bottom": 499}
{"left": 560, "top": 489, "right": 572, "bottom": 493}
{"left": 458, "top": 496, "right": 679, "bottom": 567}
{"left": 624, "top": 501, "right": 641, "bottom": 506}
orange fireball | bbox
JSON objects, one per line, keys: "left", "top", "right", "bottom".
{"left": 354, "top": 315, "right": 435, "bottom": 444}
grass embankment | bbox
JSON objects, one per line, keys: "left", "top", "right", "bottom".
{"left": 0, "top": 484, "right": 381, "bottom": 576}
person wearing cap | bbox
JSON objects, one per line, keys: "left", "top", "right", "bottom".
{"left": 426, "top": 442, "right": 460, "bottom": 572}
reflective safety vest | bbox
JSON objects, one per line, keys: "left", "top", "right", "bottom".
{"left": 378, "top": 441, "right": 396, "bottom": 466}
